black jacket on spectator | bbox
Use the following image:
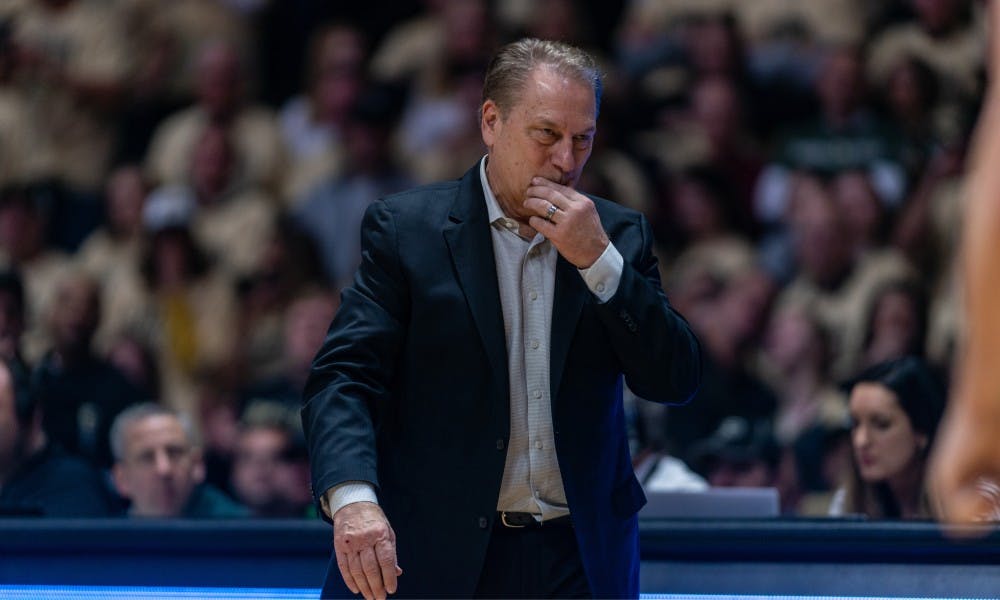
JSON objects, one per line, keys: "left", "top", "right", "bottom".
{"left": 0, "top": 443, "right": 120, "bottom": 517}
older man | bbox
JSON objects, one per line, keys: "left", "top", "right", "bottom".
{"left": 303, "top": 38, "right": 701, "bottom": 598}
{"left": 110, "top": 403, "right": 247, "bottom": 518}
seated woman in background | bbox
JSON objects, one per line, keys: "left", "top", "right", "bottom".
{"left": 830, "top": 356, "right": 946, "bottom": 519}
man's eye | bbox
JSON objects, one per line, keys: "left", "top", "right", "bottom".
{"left": 536, "top": 128, "right": 557, "bottom": 141}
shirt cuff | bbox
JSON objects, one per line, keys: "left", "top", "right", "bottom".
{"left": 578, "top": 242, "right": 623, "bottom": 303}
{"left": 321, "top": 481, "right": 379, "bottom": 520}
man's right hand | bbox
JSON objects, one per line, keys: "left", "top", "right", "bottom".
{"left": 332, "top": 501, "right": 402, "bottom": 599}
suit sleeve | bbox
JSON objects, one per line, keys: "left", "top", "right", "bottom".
{"left": 594, "top": 212, "right": 701, "bottom": 405}
{"left": 301, "top": 200, "right": 408, "bottom": 513}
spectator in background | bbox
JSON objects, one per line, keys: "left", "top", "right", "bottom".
{"left": 242, "top": 288, "right": 339, "bottom": 408}
{"left": 385, "top": 0, "right": 491, "bottom": 186}
{"left": 867, "top": 0, "right": 984, "bottom": 106}
{"left": 773, "top": 173, "right": 915, "bottom": 378}
{"left": 756, "top": 46, "right": 905, "bottom": 231}
{"left": 830, "top": 170, "right": 890, "bottom": 261}
{"left": 33, "top": 271, "right": 143, "bottom": 468}
{"left": 9, "top": 0, "right": 129, "bottom": 196}
{"left": 0, "top": 356, "right": 119, "bottom": 517}
{"left": 640, "top": 78, "right": 762, "bottom": 239}
{"left": 653, "top": 166, "right": 756, "bottom": 285}
{"left": 0, "top": 184, "right": 74, "bottom": 363}
{"left": 99, "top": 186, "right": 238, "bottom": 415}
{"left": 145, "top": 39, "right": 285, "bottom": 196}
{"left": 394, "top": 55, "right": 487, "bottom": 184}
{"left": 793, "top": 420, "right": 853, "bottom": 516}
{"left": 105, "top": 333, "right": 160, "bottom": 401}
{"left": 877, "top": 56, "right": 945, "bottom": 181}
{"left": 756, "top": 301, "right": 847, "bottom": 446}
{"left": 76, "top": 164, "right": 148, "bottom": 286}
{"left": 230, "top": 401, "right": 312, "bottom": 518}
{"left": 279, "top": 23, "right": 368, "bottom": 202}
{"left": 0, "top": 19, "right": 49, "bottom": 188}
{"left": 110, "top": 402, "right": 247, "bottom": 518}
{"left": 664, "top": 265, "right": 777, "bottom": 457}
{"left": 831, "top": 356, "right": 946, "bottom": 519}
{"left": 369, "top": 0, "right": 492, "bottom": 88}
{"left": 183, "top": 124, "right": 277, "bottom": 281}
{"left": 688, "top": 416, "right": 781, "bottom": 489}
{"left": 294, "top": 87, "right": 412, "bottom": 288}
{"left": 860, "top": 280, "right": 930, "bottom": 370}
{"left": 232, "top": 218, "right": 327, "bottom": 384}
{"left": 119, "top": 0, "right": 252, "bottom": 105}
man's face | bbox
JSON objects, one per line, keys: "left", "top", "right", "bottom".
{"left": 113, "top": 415, "right": 204, "bottom": 517}
{"left": 480, "top": 65, "right": 596, "bottom": 221}
{"left": 49, "top": 276, "right": 99, "bottom": 353}
{"left": 0, "top": 365, "right": 23, "bottom": 481}
{"left": 231, "top": 427, "right": 287, "bottom": 511}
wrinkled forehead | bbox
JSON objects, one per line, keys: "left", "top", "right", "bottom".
{"left": 512, "top": 66, "right": 597, "bottom": 123}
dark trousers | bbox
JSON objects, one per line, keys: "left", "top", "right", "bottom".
{"left": 474, "top": 519, "right": 591, "bottom": 598}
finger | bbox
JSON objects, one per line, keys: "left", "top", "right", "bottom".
{"left": 526, "top": 185, "right": 570, "bottom": 209}
{"left": 360, "top": 546, "right": 387, "bottom": 600}
{"left": 528, "top": 215, "right": 557, "bottom": 236}
{"left": 348, "top": 549, "right": 375, "bottom": 600}
{"left": 523, "top": 196, "right": 562, "bottom": 220}
{"left": 375, "top": 538, "right": 399, "bottom": 594}
{"left": 335, "top": 550, "right": 361, "bottom": 594}
{"left": 530, "top": 176, "right": 573, "bottom": 196}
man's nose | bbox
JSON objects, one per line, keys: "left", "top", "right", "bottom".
{"left": 154, "top": 450, "right": 172, "bottom": 475}
{"left": 550, "top": 138, "right": 575, "bottom": 176}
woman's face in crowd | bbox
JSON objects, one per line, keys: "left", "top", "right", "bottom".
{"left": 849, "top": 382, "right": 926, "bottom": 483}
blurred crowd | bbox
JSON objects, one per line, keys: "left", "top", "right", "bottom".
{"left": 0, "top": 0, "right": 988, "bottom": 520}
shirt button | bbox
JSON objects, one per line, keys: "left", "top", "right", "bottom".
{"left": 496, "top": 438, "right": 505, "bottom": 450}
{"left": 479, "top": 516, "right": 489, "bottom": 529}
{"left": 530, "top": 291, "right": 538, "bottom": 300}
{"left": 596, "top": 283, "right": 605, "bottom": 293}
{"left": 534, "top": 440, "right": 543, "bottom": 449}
{"left": 533, "top": 389, "right": 542, "bottom": 399}
{"left": 531, "top": 339, "right": 539, "bottom": 349}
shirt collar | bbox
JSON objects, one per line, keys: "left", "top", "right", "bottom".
{"left": 479, "top": 155, "right": 521, "bottom": 234}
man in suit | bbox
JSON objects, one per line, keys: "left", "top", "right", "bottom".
{"left": 303, "top": 38, "right": 701, "bottom": 599}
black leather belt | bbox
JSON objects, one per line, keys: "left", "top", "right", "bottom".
{"left": 498, "top": 511, "right": 572, "bottom": 529}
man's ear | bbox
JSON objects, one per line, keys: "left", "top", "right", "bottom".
{"left": 112, "top": 463, "right": 131, "bottom": 499}
{"left": 480, "top": 100, "right": 500, "bottom": 147}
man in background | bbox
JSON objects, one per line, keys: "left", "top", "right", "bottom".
{"left": 110, "top": 402, "right": 247, "bottom": 518}
{"left": 0, "top": 356, "right": 118, "bottom": 516}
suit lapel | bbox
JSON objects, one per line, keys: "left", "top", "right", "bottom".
{"left": 443, "top": 167, "right": 508, "bottom": 385}
{"left": 550, "top": 256, "right": 588, "bottom": 403}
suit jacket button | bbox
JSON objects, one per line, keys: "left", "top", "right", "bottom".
{"left": 479, "top": 516, "right": 489, "bottom": 529}
{"left": 496, "top": 438, "right": 505, "bottom": 450}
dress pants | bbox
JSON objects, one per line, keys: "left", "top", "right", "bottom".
{"left": 473, "top": 517, "right": 591, "bottom": 598}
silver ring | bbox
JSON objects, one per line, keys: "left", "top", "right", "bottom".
{"left": 544, "top": 203, "right": 558, "bottom": 222}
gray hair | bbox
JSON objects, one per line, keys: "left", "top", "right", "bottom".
{"left": 481, "top": 38, "right": 602, "bottom": 119}
{"left": 110, "top": 402, "right": 198, "bottom": 462}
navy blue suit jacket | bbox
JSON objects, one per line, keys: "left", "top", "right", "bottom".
{"left": 302, "top": 164, "right": 701, "bottom": 598}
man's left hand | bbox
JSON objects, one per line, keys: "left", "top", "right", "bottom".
{"left": 524, "top": 177, "right": 609, "bottom": 268}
